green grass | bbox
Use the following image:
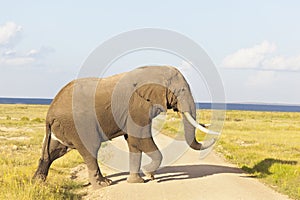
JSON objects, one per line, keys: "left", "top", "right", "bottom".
{"left": 0, "top": 104, "right": 84, "bottom": 199}
{"left": 155, "top": 109, "right": 300, "bottom": 199}
{"left": 0, "top": 104, "right": 299, "bottom": 199}
{"left": 216, "top": 110, "right": 300, "bottom": 200}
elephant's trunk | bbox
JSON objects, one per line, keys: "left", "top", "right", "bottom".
{"left": 176, "top": 93, "right": 202, "bottom": 150}
{"left": 178, "top": 94, "right": 218, "bottom": 151}
{"left": 182, "top": 111, "right": 203, "bottom": 150}
{"left": 183, "top": 112, "right": 218, "bottom": 150}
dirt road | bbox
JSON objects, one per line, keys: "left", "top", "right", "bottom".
{"left": 73, "top": 135, "right": 291, "bottom": 200}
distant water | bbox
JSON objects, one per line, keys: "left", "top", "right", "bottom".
{"left": 0, "top": 97, "right": 52, "bottom": 105}
{"left": 196, "top": 103, "right": 300, "bottom": 112}
{"left": 0, "top": 97, "right": 299, "bottom": 112}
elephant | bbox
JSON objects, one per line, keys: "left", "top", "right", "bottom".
{"left": 33, "top": 66, "right": 216, "bottom": 188}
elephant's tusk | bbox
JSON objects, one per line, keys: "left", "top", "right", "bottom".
{"left": 183, "top": 112, "right": 220, "bottom": 135}
{"left": 200, "top": 123, "right": 211, "bottom": 128}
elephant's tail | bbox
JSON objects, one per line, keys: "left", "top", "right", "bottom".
{"left": 41, "top": 122, "right": 52, "bottom": 160}
{"left": 32, "top": 122, "right": 52, "bottom": 181}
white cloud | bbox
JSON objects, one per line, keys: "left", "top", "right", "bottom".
{"left": 0, "top": 47, "right": 55, "bottom": 67}
{"left": 0, "top": 56, "right": 35, "bottom": 66}
{"left": 222, "top": 41, "right": 276, "bottom": 69}
{"left": 0, "top": 48, "right": 36, "bottom": 67}
{"left": 262, "top": 55, "right": 300, "bottom": 71}
{"left": 26, "top": 49, "right": 39, "bottom": 56}
{"left": 26, "top": 46, "right": 55, "bottom": 57}
{"left": 0, "top": 22, "right": 54, "bottom": 67}
{"left": 222, "top": 41, "right": 300, "bottom": 72}
{"left": 2, "top": 49, "right": 17, "bottom": 56}
{"left": 0, "top": 22, "right": 22, "bottom": 46}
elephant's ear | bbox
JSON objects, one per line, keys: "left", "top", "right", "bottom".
{"left": 166, "top": 88, "right": 178, "bottom": 110}
{"left": 129, "top": 83, "right": 168, "bottom": 127}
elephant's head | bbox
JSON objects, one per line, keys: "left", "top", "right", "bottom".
{"left": 166, "top": 67, "right": 218, "bottom": 150}
{"left": 111, "top": 66, "right": 218, "bottom": 150}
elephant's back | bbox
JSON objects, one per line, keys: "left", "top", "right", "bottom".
{"left": 47, "top": 75, "right": 125, "bottom": 140}
{"left": 46, "top": 78, "right": 101, "bottom": 123}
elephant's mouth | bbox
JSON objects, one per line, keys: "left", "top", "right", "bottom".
{"left": 183, "top": 112, "right": 220, "bottom": 135}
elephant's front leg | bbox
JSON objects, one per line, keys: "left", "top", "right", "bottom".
{"left": 142, "top": 150, "right": 162, "bottom": 180}
{"left": 141, "top": 137, "right": 162, "bottom": 180}
{"left": 126, "top": 136, "right": 145, "bottom": 183}
{"left": 126, "top": 135, "right": 163, "bottom": 182}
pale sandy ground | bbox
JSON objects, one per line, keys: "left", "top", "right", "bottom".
{"left": 72, "top": 135, "right": 291, "bottom": 200}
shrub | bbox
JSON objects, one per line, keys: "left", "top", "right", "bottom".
{"left": 20, "top": 117, "right": 30, "bottom": 121}
{"left": 31, "top": 118, "right": 43, "bottom": 123}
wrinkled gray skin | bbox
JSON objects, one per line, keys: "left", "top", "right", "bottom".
{"left": 33, "top": 66, "right": 207, "bottom": 187}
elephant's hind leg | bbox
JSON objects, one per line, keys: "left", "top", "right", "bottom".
{"left": 33, "top": 134, "right": 68, "bottom": 181}
{"left": 76, "top": 143, "right": 112, "bottom": 188}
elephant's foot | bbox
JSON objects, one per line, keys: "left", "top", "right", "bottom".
{"left": 127, "top": 173, "right": 145, "bottom": 183}
{"left": 32, "top": 159, "right": 51, "bottom": 182}
{"left": 143, "top": 171, "right": 155, "bottom": 180}
{"left": 32, "top": 173, "right": 47, "bottom": 182}
{"left": 91, "top": 177, "right": 113, "bottom": 189}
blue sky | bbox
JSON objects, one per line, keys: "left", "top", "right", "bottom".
{"left": 0, "top": 0, "right": 300, "bottom": 104}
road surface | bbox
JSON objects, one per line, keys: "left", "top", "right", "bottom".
{"left": 72, "top": 135, "right": 291, "bottom": 200}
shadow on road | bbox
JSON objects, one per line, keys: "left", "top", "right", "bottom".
{"left": 241, "top": 158, "right": 297, "bottom": 177}
{"left": 156, "top": 164, "right": 244, "bottom": 183}
{"left": 107, "top": 164, "right": 244, "bottom": 184}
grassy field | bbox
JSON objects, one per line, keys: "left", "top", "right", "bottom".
{"left": 0, "top": 104, "right": 84, "bottom": 199}
{"left": 156, "top": 109, "right": 300, "bottom": 199}
{"left": 216, "top": 110, "right": 300, "bottom": 200}
{"left": 0, "top": 104, "right": 299, "bottom": 199}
